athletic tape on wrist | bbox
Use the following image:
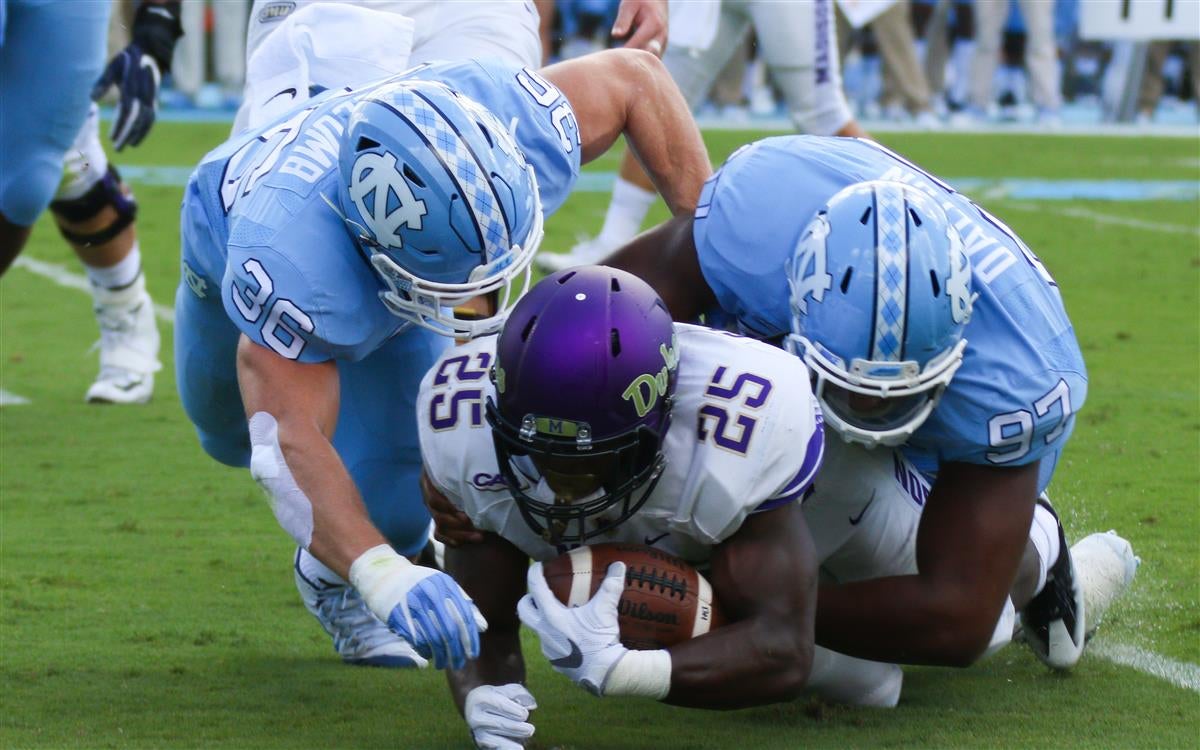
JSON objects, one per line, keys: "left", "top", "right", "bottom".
{"left": 603, "top": 649, "right": 671, "bottom": 699}
{"left": 349, "top": 544, "right": 414, "bottom": 622}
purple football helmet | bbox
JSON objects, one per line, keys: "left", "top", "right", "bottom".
{"left": 485, "top": 266, "right": 679, "bottom": 544}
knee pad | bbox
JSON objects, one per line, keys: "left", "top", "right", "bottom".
{"left": 48, "top": 164, "right": 138, "bottom": 245}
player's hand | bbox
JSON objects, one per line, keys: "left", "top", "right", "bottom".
{"left": 517, "top": 561, "right": 629, "bottom": 696}
{"left": 421, "top": 470, "right": 485, "bottom": 547}
{"left": 465, "top": 683, "right": 537, "bottom": 750}
{"left": 384, "top": 564, "right": 488, "bottom": 670}
{"left": 91, "top": 2, "right": 182, "bottom": 150}
{"left": 612, "top": 0, "right": 668, "bottom": 57}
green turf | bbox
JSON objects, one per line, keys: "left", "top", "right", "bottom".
{"left": 2, "top": 124, "right": 1198, "bottom": 748}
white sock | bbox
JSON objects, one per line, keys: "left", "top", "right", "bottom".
{"left": 296, "top": 546, "right": 348, "bottom": 588}
{"left": 85, "top": 243, "right": 142, "bottom": 291}
{"left": 1028, "top": 501, "right": 1062, "bottom": 595}
{"left": 596, "top": 177, "right": 656, "bottom": 245}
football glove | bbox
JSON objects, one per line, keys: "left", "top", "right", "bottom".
{"left": 91, "top": 1, "right": 183, "bottom": 150}
{"left": 517, "top": 561, "right": 629, "bottom": 696}
{"left": 381, "top": 563, "right": 487, "bottom": 671}
{"left": 465, "top": 683, "right": 537, "bottom": 750}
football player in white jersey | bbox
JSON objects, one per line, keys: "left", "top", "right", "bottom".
{"left": 419, "top": 266, "right": 909, "bottom": 748}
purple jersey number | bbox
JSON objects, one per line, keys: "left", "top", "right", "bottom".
{"left": 697, "top": 366, "right": 773, "bottom": 454}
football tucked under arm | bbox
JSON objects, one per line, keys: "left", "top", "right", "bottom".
{"left": 540, "top": 543, "right": 724, "bottom": 650}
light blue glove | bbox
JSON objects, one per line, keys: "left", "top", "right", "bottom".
{"left": 384, "top": 566, "right": 486, "bottom": 670}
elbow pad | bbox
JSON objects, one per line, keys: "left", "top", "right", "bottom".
{"left": 249, "top": 412, "right": 314, "bottom": 548}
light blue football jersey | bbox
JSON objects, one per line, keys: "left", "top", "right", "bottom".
{"left": 693, "top": 136, "right": 1087, "bottom": 486}
{"left": 182, "top": 59, "right": 581, "bottom": 365}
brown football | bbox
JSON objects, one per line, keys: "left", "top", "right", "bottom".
{"left": 540, "top": 542, "right": 724, "bottom": 650}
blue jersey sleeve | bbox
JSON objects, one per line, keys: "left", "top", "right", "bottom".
{"left": 420, "top": 60, "right": 582, "bottom": 217}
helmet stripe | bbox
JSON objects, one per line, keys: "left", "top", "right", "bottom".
{"left": 383, "top": 87, "right": 511, "bottom": 263}
{"left": 871, "top": 183, "right": 909, "bottom": 362}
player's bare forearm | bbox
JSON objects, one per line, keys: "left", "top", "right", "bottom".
{"left": 605, "top": 214, "right": 715, "bottom": 322}
{"left": 444, "top": 535, "right": 530, "bottom": 713}
{"left": 663, "top": 504, "right": 818, "bottom": 708}
{"left": 815, "top": 461, "right": 1039, "bottom": 666}
{"left": 542, "top": 49, "right": 710, "bottom": 214}
{"left": 235, "top": 335, "right": 388, "bottom": 577}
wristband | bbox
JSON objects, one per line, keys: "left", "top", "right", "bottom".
{"left": 603, "top": 649, "right": 671, "bottom": 699}
{"left": 349, "top": 544, "right": 414, "bottom": 621}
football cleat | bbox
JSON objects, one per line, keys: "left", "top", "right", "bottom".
{"left": 294, "top": 553, "right": 424, "bottom": 668}
{"left": 534, "top": 234, "right": 621, "bottom": 273}
{"left": 1019, "top": 501, "right": 1086, "bottom": 670}
{"left": 86, "top": 276, "right": 162, "bottom": 404}
{"left": 1072, "top": 530, "right": 1140, "bottom": 639}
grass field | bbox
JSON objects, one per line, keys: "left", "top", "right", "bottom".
{"left": 2, "top": 124, "right": 1198, "bottom": 749}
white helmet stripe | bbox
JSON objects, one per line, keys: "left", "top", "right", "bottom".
{"left": 386, "top": 87, "right": 512, "bottom": 263}
{"left": 871, "top": 183, "right": 909, "bottom": 362}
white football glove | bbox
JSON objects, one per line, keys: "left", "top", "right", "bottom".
{"left": 517, "top": 561, "right": 630, "bottom": 696}
{"left": 465, "top": 683, "right": 537, "bottom": 750}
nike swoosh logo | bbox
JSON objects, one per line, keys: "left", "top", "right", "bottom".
{"left": 265, "top": 87, "right": 297, "bottom": 105}
{"left": 549, "top": 639, "right": 583, "bottom": 669}
{"left": 848, "top": 496, "right": 875, "bottom": 526}
{"left": 644, "top": 532, "right": 669, "bottom": 546}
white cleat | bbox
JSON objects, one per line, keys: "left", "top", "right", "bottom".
{"left": 534, "top": 234, "right": 622, "bottom": 273}
{"left": 1019, "top": 500, "right": 1086, "bottom": 670}
{"left": 1072, "top": 530, "right": 1140, "bottom": 639}
{"left": 294, "top": 552, "right": 426, "bottom": 668}
{"left": 85, "top": 277, "right": 161, "bottom": 404}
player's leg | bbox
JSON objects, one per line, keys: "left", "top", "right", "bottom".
{"left": 748, "top": 0, "right": 863, "bottom": 137}
{"left": 289, "top": 327, "right": 453, "bottom": 667}
{"left": 175, "top": 188, "right": 251, "bottom": 468}
{"left": 49, "top": 105, "right": 160, "bottom": 404}
{"left": 413, "top": 0, "right": 542, "bottom": 69}
{"left": 537, "top": 2, "right": 750, "bottom": 272}
{"left": 0, "top": 0, "right": 110, "bottom": 270}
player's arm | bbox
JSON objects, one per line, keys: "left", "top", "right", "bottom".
{"left": 236, "top": 335, "right": 385, "bottom": 574}
{"left": 92, "top": 0, "right": 184, "bottom": 150}
{"left": 444, "top": 532, "right": 531, "bottom": 711}
{"left": 540, "top": 49, "right": 710, "bottom": 215}
{"left": 662, "top": 503, "right": 818, "bottom": 708}
{"left": 236, "top": 336, "right": 485, "bottom": 670}
{"left": 814, "top": 460, "right": 1039, "bottom": 666}
{"left": 605, "top": 213, "right": 715, "bottom": 322}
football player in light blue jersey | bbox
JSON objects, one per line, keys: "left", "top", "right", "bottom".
{"left": 2, "top": 0, "right": 183, "bottom": 404}
{"left": 175, "top": 49, "right": 711, "bottom": 674}
{"left": 601, "top": 135, "right": 1138, "bottom": 676}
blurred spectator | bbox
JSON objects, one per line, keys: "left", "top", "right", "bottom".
{"left": 970, "top": 0, "right": 1061, "bottom": 123}
{"left": 844, "top": 0, "right": 936, "bottom": 123}
{"left": 172, "top": 0, "right": 249, "bottom": 105}
{"left": 1138, "top": 41, "right": 1200, "bottom": 122}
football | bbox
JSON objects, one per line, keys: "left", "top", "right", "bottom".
{"left": 540, "top": 542, "right": 724, "bottom": 650}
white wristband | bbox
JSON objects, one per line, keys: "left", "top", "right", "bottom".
{"left": 348, "top": 544, "right": 413, "bottom": 622}
{"left": 604, "top": 649, "right": 672, "bottom": 699}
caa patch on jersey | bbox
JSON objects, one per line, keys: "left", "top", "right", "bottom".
{"left": 541, "top": 543, "right": 724, "bottom": 650}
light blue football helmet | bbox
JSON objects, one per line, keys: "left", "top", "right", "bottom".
{"left": 333, "top": 79, "right": 543, "bottom": 338}
{"left": 785, "top": 180, "right": 974, "bottom": 447}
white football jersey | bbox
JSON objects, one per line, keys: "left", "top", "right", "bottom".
{"left": 417, "top": 323, "right": 824, "bottom": 564}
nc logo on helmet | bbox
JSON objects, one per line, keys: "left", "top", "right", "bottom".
{"left": 944, "top": 230, "right": 973, "bottom": 325}
{"left": 348, "top": 151, "right": 427, "bottom": 250}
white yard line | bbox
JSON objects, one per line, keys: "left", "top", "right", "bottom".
{"left": 0, "top": 389, "right": 31, "bottom": 406}
{"left": 12, "top": 256, "right": 175, "bottom": 324}
{"left": 1090, "top": 641, "right": 1200, "bottom": 693}
{"left": 1006, "top": 203, "right": 1200, "bottom": 238}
